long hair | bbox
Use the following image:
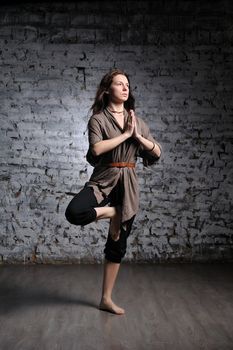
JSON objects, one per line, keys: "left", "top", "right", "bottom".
{"left": 90, "top": 68, "right": 135, "bottom": 115}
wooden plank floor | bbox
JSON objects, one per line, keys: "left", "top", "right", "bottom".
{"left": 0, "top": 262, "right": 233, "bottom": 350}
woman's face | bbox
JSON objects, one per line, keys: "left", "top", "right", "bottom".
{"left": 107, "top": 74, "right": 129, "bottom": 103}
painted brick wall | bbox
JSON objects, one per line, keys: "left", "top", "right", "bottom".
{"left": 0, "top": 1, "right": 232, "bottom": 264}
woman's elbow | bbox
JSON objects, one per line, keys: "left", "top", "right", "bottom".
{"left": 91, "top": 144, "right": 100, "bottom": 157}
{"left": 150, "top": 148, "right": 161, "bottom": 159}
{"left": 156, "top": 143, "right": 162, "bottom": 158}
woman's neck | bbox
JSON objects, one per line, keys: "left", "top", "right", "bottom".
{"left": 107, "top": 102, "right": 124, "bottom": 113}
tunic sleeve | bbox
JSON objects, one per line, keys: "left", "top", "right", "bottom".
{"left": 137, "top": 119, "right": 162, "bottom": 167}
{"left": 88, "top": 116, "right": 104, "bottom": 145}
{"left": 86, "top": 115, "right": 103, "bottom": 167}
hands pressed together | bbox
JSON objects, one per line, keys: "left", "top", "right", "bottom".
{"left": 91, "top": 108, "right": 159, "bottom": 157}
{"left": 124, "top": 109, "right": 140, "bottom": 139}
{"left": 123, "top": 109, "right": 159, "bottom": 156}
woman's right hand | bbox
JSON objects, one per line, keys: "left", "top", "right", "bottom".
{"left": 124, "top": 110, "right": 135, "bottom": 138}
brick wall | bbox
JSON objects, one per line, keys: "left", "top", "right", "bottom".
{"left": 0, "top": 0, "right": 232, "bottom": 263}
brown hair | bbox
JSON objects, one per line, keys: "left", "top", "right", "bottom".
{"left": 90, "top": 68, "right": 135, "bottom": 115}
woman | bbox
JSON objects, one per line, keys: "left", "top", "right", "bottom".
{"left": 65, "top": 68, "right": 162, "bottom": 315}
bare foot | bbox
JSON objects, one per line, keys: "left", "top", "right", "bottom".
{"left": 99, "top": 297, "right": 125, "bottom": 315}
{"left": 109, "top": 205, "right": 122, "bottom": 241}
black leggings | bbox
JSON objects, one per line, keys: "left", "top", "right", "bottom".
{"left": 65, "top": 183, "right": 135, "bottom": 264}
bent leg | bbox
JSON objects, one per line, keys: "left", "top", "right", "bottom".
{"left": 65, "top": 186, "right": 109, "bottom": 226}
{"left": 94, "top": 206, "right": 117, "bottom": 221}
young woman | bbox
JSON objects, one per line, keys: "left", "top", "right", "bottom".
{"left": 65, "top": 68, "right": 162, "bottom": 315}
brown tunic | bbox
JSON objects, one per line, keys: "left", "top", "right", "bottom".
{"left": 84, "top": 107, "right": 162, "bottom": 229}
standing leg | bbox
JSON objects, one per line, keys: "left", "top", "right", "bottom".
{"left": 65, "top": 183, "right": 134, "bottom": 315}
{"left": 99, "top": 259, "right": 124, "bottom": 315}
{"left": 99, "top": 215, "right": 136, "bottom": 315}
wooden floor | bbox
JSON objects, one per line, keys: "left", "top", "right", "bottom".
{"left": 0, "top": 262, "right": 233, "bottom": 350}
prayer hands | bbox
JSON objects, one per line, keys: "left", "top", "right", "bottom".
{"left": 124, "top": 109, "right": 140, "bottom": 139}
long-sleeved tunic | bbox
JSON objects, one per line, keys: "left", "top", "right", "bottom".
{"left": 84, "top": 107, "right": 162, "bottom": 229}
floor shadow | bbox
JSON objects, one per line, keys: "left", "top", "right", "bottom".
{"left": 0, "top": 283, "right": 97, "bottom": 315}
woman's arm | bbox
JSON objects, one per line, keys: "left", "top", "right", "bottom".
{"left": 134, "top": 135, "right": 161, "bottom": 158}
{"left": 91, "top": 116, "right": 135, "bottom": 156}
{"left": 91, "top": 132, "right": 130, "bottom": 156}
{"left": 129, "top": 109, "right": 162, "bottom": 158}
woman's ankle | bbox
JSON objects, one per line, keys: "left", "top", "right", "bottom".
{"left": 101, "top": 294, "right": 112, "bottom": 302}
{"left": 94, "top": 206, "right": 117, "bottom": 220}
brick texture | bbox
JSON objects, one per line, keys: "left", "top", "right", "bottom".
{"left": 0, "top": 0, "right": 232, "bottom": 264}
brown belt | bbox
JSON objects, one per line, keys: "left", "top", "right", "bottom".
{"left": 104, "top": 162, "right": 135, "bottom": 168}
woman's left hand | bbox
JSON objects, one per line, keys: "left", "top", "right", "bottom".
{"left": 129, "top": 109, "right": 140, "bottom": 139}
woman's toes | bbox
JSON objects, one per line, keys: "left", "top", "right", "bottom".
{"left": 99, "top": 299, "right": 125, "bottom": 315}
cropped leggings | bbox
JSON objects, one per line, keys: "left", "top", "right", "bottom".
{"left": 64, "top": 182, "right": 135, "bottom": 264}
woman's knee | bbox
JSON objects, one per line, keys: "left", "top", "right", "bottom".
{"left": 65, "top": 186, "right": 99, "bottom": 226}
{"left": 65, "top": 205, "right": 97, "bottom": 226}
{"left": 104, "top": 230, "right": 128, "bottom": 263}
